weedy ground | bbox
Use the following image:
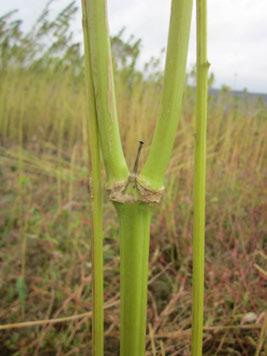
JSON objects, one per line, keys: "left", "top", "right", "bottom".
{"left": 0, "top": 3, "right": 266, "bottom": 355}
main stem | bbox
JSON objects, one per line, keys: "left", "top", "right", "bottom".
{"left": 192, "top": 0, "right": 209, "bottom": 355}
{"left": 115, "top": 203, "right": 153, "bottom": 356}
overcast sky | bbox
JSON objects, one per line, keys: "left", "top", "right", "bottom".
{"left": 1, "top": 0, "right": 267, "bottom": 93}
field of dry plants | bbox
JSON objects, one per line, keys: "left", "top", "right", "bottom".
{"left": 0, "top": 2, "right": 266, "bottom": 355}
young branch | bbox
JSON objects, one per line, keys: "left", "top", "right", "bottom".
{"left": 139, "top": 0, "right": 193, "bottom": 191}
{"left": 85, "top": 0, "right": 129, "bottom": 185}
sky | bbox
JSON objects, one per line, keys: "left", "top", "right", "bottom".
{"left": 1, "top": 0, "right": 267, "bottom": 93}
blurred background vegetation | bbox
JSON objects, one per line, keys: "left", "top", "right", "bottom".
{"left": 0, "top": 1, "right": 266, "bottom": 355}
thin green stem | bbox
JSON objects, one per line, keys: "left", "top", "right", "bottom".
{"left": 140, "top": 0, "right": 193, "bottom": 191}
{"left": 81, "top": 1, "right": 104, "bottom": 355}
{"left": 115, "top": 203, "right": 153, "bottom": 356}
{"left": 86, "top": 0, "right": 129, "bottom": 185}
{"left": 192, "top": 0, "right": 209, "bottom": 355}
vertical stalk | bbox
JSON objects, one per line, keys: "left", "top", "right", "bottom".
{"left": 140, "top": 0, "right": 193, "bottom": 191}
{"left": 115, "top": 203, "right": 153, "bottom": 356}
{"left": 81, "top": 1, "right": 104, "bottom": 355}
{"left": 192, "top": 0, "right": 209, "bottom": 355}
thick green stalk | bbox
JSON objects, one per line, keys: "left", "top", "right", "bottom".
{"left": 115, "top": 203, "right": 153, "bottom": 356}
{"left": 86, "top": 0, "right": 129, "bottom": 185}
{"left": 192, "top": 0, "right": 209, "bottom": 355}
{"left": 140, "top": 0, "right": 193, "bottom": 191}
{"left": 81, "top": 1, "right": 104, "bottom": 355}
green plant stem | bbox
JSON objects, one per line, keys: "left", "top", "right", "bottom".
{"left": 140, "top": 0, "right": 193, "bottom": 191}
{"left": 192, "top": 0, "right": 209, "bottom": 355}
{"left": 115, "top": 203, "right": 153, "bottom": 356}
{"left": 86, "top": 0, "right": 129, "bottom": 185}
{"left": 81, "top": 1, "right": 104, "bottom": 355}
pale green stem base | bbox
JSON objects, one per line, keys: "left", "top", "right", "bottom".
{"left": 115, "top": 203, "right": 153, "bottom": 356}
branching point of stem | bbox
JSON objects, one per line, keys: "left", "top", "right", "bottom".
{"left": 107, "top": 176, "right": 164, "bottom": 204}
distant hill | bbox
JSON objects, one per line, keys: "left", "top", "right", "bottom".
{"left": 210, "top": 88, "right": 267, "bottom": 104}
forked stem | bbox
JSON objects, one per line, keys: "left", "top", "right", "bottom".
{"left": 81, "top": 1, "right": 194, "bottom": 355}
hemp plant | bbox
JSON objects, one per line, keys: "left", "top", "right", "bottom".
{"left": 81, "top": 0, "right": 196, "bottom": 355}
